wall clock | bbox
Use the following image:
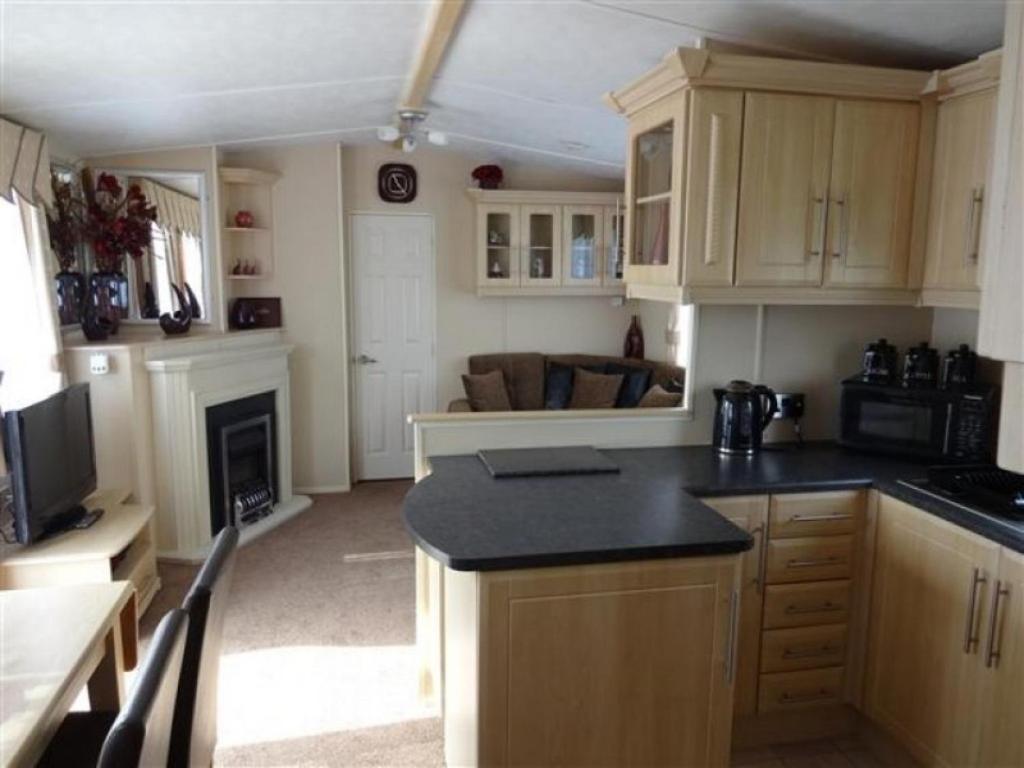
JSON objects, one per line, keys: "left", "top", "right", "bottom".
{"left": 378, "top": 163, "right": 417, "bottom": 203}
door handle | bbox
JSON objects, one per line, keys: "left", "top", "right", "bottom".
{"left": 356, "top": 354, "right": 378, "bottom": 365}
{"left": 965, "top": 187, "right": 984, "bottom": 264}
{"left": 984, "top": 580, "right": 1009, "bottom": 668}
{"left": 785, "top": 601, "right": 843, "bottom": 615}
{"left": 790, "top": 513, "right": 853, "bottom": 522}
{"left": 809, "top": 196, "right": 827, "bottom": 258}
{"left": 724, "top": 588, "right": 740, "bottom": 684}
{"left": 830, "top": 198, "right": 847, "bottom": 261}
{"left": 963, "top": 567, "right": 988, "bottom": 653}
{"left": 750, "top": 524, "right": 765, "bottom": 594}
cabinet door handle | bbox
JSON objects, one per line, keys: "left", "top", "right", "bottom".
{"left": 750, "top": 524, "right": 766, "bottom": 594}
{"left": 966, "top": 187, "right": 984, "bottom": 263}
{"left": 779, "top": 689, "right": 834, "bottom": 705}
{"left": 787, "top": 556, "right": 843, "bottom": 569}
{"left": 790, "top": 513, "right": 853, "bottom": 523}
{"left": 785, "top": 601, "right": 843, "bottom": 615}
{"left": 830, "top": 198, "right": 847, "bottom": 260}
{"left": 809, "top": 196, "right": 827, "bottom": 258}
{"left": 984, "top": 580, "right": 1009, "bottom": 668}
{"left": 782, "top": 645, "right": 840, "bottom": 660}
{"left": 725, "top": 588, "right": 740, "bottom": 684}
{"left": 963, "top": 567, "right": 988, "bottom": 653}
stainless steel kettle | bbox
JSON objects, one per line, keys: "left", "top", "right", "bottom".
{"left": 713, "top": 380, "right": 779, "bottom": 455}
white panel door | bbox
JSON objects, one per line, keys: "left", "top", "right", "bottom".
{"left": 351, "top": 214, "right": 435, "bottom": 480}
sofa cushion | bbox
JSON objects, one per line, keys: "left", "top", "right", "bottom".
{"left": 461, "top": 370, "right": 512, "bottom": 411}
{"left": 605, "top": 363, "right": 652, "bottom": 408}
{"left": 468, "top": 353, "right": 545, "bottom": 410}
{"left": 569, "top": 368, "right": 624, "bottom": 409}
{"left": 638, "top": 384, "right": 683, "bottom": 408}
{"left": 547, "top": 354, "right": 684, "bottom": 392}
{"left": 544, "top": 363, "right": 575, "bottom": 409}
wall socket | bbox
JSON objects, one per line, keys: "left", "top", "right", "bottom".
{"left": 773, "top": 392, "right": 805, "bottom": 421}
{"left": 89, "top": 353, "right": 110, "bottom": 375}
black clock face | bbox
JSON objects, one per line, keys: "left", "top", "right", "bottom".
{"left": 378, "top": 163, "right": 417, "bottom": 203}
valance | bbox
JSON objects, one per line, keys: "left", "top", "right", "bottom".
{"left": 0, "top": 118, "right": 54, "bottom": 207}
{"left": 134, "top": 178, "right": 201, "bottom": 238}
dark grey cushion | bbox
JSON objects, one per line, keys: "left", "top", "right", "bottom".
{"left": 544, "top": 363, "right": 574, "bottom": 409}
{"left": 605, "top": 363, "right": 652, "bottom": 408}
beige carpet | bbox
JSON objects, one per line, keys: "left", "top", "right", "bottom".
{"left": 142, "top": 480, "right": 444, "bottom": 767}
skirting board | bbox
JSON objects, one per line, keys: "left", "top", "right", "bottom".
{"left": 157, "top": 494, "right": 312, "bottom": 563}
{"left": 293, "top": 484, "right": 352, "bottom": 495}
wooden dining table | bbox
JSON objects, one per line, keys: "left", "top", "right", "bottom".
{"left": 0, "top": 582, "right": 137, "bottom": 768}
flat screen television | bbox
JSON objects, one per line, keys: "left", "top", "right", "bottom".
{"left": 2, "top": 383, "right": 97, "bottom": 543}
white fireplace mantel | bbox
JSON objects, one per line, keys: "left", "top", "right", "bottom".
{"left": 145, "top": 332, "right": 310, "bottom": 561}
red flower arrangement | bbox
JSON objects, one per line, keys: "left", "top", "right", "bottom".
{"left": 47, "top": 178, "right": 82, "bottom": 271}
{"left": 471, "top": 164, "right": 503, "bottom": 190}
{"left": 83, "top": 172, "right": 158, "bottom": 273}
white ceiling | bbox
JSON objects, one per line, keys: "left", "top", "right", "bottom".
{"left": 1, "top": 0, "right": 1006, "bottom": 176}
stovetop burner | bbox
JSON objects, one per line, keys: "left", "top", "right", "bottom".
{"left": 921, "top": 464, "right": 1024, "bottom": 521}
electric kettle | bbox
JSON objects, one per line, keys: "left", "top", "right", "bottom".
{"left": 713, "top": 380, "right": 779, "bottom": 455}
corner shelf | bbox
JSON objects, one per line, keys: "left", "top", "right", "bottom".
{"left": 220, "top": 166, "right": 280, "bottom": 288}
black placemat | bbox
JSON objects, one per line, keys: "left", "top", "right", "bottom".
{"left": 478, "top": 446, "right": 620, "bottom": 478}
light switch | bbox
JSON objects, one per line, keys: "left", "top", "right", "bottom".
{"left": 89, "top": 353, "right": 110, "bottom": 375}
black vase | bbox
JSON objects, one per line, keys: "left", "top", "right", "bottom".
{"left": 89, "top": 271, "right": 130, "bottom": 330}
{"left": 159, "top": 284, "right": 192, "bottom": 336}
{"left": 624, "top": 315, "right": 645, "bottom": 359}
{"left": 55, "top": 270, "right": 86, "bottom": 326}
{"left": 141, "top": 281, "right": 160, "bottom": 319}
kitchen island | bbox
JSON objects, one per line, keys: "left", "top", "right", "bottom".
{"left": 404, "top": 442, "right": 1024, "bottom": 767}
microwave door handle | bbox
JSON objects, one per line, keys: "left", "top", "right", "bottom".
{"left": 943, "top": 403, "right": 954, "bottom": 453}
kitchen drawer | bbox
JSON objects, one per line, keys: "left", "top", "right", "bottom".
{"left": 763, "top": 581, "right": 851, "bottom": 629}
{"left": 765, "top": 536, "right": 854, "bottom": 584}
{"left": 769, "top": 492, "right": 860, "bottom": 539}
{"left": 761, "top": 624, "right": 847, "bottom": 673}
{"left": 758, "top": 667, "right": 845, "bottom": 713}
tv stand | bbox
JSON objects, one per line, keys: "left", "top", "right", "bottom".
{"left": 0, "top": 489, "right": 160, "bottom": 617}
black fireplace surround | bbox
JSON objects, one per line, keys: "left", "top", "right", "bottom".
{"left": 206, "top": 392, "right": 278, "bottom": 535}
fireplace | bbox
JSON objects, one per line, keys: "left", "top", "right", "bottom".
{"left": 206, "top": 392, "right": 278, "bottom": 535}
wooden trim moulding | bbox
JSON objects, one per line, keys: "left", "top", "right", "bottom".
{"left": 606, "top": 47, "right": 932, "bottom": 117}
{"left": 919, "top": 288, "right": 981, "bottom": 310}
{"left": 922, "top": 49, "right": 1003, "bottom": 101}
{"left": 465, "top": 188, "right": 621, "bottom": 205}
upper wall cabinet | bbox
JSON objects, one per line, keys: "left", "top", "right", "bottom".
{"left": 979, "top": 0, "right": 1024, "bottom": 364}
{"left": 920, "top": 52, "right": 1001, "bottom": 309}
{"left": 606, "top": 47, "right": 931, "bottom": 304}
{"left": 470, "top": 189, "right": 623, "bottom": 297}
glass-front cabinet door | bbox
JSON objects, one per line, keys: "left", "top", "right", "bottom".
{"left": 604, "top": 202, "right": 625, "bottom": 287}
{"left": 562, "top": 205, "right": 604, "bottom": 287}
{"left": 478, "top": 204, "right": 520, "bottom": 287}
{"left": 625, "top": 96, "right": 682, "bottom": 286}
{"left": 520, "top": 205, "right": 561, "bottom": 286}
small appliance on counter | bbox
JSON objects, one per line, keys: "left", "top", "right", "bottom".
{"left": 860, "top": 338, "right": 899, "bottom": 383}
{"left": 839, "top": 376, "right": 996, "bottom": 462}
{"left": 941, "top": 344, "right": 978, "bottom": 389}
{"left": 713, "top": 380, "right": 778, "bottom": 456}
{"left": 901, "top": 342, "right": 940, "bottom": 388}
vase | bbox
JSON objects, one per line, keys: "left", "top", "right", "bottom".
{"left": 141, "top": 281, "right": 160, "bottom": 319}
{"left": 54, "top": 270, "right": 86, "bottom": 326}
{"left": 88, "top": 271, "right": 129, "bottom": 331}
{"left": 624, "top": 314, "right": 644, "bottom": 359}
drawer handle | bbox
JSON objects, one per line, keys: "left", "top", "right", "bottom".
{"left": 984, "top": 580, "right": 1010, "bottom": 668}
{"left": 963, "top": 567, "right": 988, "bottom": 654}
{"left": 779, "top": 689, "right": 835, "bottom": 705}
{"left": 785, "top": 601, "right": 843, "bottom": 615}
{"left": 786, "top": 556, "right": 844, "bottom": 569}
{"left": 782, "top": 644, "right": 841, "bottom": 660}
{"left": 789, "top": 513, "right": 853, "bottom": 523}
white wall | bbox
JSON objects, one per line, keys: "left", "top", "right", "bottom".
{"left": 341, "top": 143, "right": 651, "bottom": 407}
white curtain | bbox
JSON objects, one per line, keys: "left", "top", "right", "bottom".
{"left": 0, "top": 118, "right": 54, "bottom": 206}
{"left": 0, "top": 193, "right": 65, "bottom": 411}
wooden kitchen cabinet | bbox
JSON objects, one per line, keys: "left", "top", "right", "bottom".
{"left": 922, "top": 86, "right": 997, "bottom": 303}
{"left": 825, "top": 99, "right": 919, "bottom": 288}
{"left": 736, "top": 92, "right": 835, "bottom": 287}
{"left": 444, "top": 556, "right": 741, "bottom": 767}
{"left": 976, "top": 546, "right": 1024, "bottom": 767}
{"left": 561, "top": 205, "right": 603, "bottom": 288}
{"left": 701, "top": 495, "right": 769, "bottom": 716}
{"left": 476, "top": 203, "right": 520, "bottom": 289}
{"left": 866, "top": 494, "right": 1000, "bottom": 767}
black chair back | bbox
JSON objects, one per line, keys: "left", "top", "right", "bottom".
{"left": 98, "top": 608, "right": 188, "bottom": 768}
{"left": 170, "top": 526, "right": 239, "bottom": 768}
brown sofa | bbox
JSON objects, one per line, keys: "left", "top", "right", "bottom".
{"left": 449, "top": 353, "right": 685, "bottom": 412}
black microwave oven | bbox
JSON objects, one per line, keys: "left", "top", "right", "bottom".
{"left": 839, "top": 377, "right": 996, "bottom": 462}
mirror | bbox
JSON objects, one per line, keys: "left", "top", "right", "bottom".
{"left": 52, "top": 167, "right": 212, "bottom": 326}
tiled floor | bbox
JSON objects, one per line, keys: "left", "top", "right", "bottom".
{"left": 731, "top": 736, "right": 913, "bottom": 768}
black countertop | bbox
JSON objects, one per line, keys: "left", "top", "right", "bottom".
{"left": 402, "top": 442, "right": 1024, "bottom": 571}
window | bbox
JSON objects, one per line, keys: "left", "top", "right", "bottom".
{"left": 0, "top": 194, "right": 63, "bottom": 411}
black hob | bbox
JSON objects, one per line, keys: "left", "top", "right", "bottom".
{"left": 900, "top": 464, "right": 1024, "bottom": 532}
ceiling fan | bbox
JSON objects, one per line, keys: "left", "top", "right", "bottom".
{"left": 377, "top": 109, "right": 448, "bottom": 153}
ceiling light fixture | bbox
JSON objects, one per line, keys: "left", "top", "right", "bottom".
{"left": 377, "top": 109, "right": 448, "bottom": 153}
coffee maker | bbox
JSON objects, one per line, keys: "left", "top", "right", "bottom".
{"left": 713, "top": 380, "right": 779, "bottom": 455}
